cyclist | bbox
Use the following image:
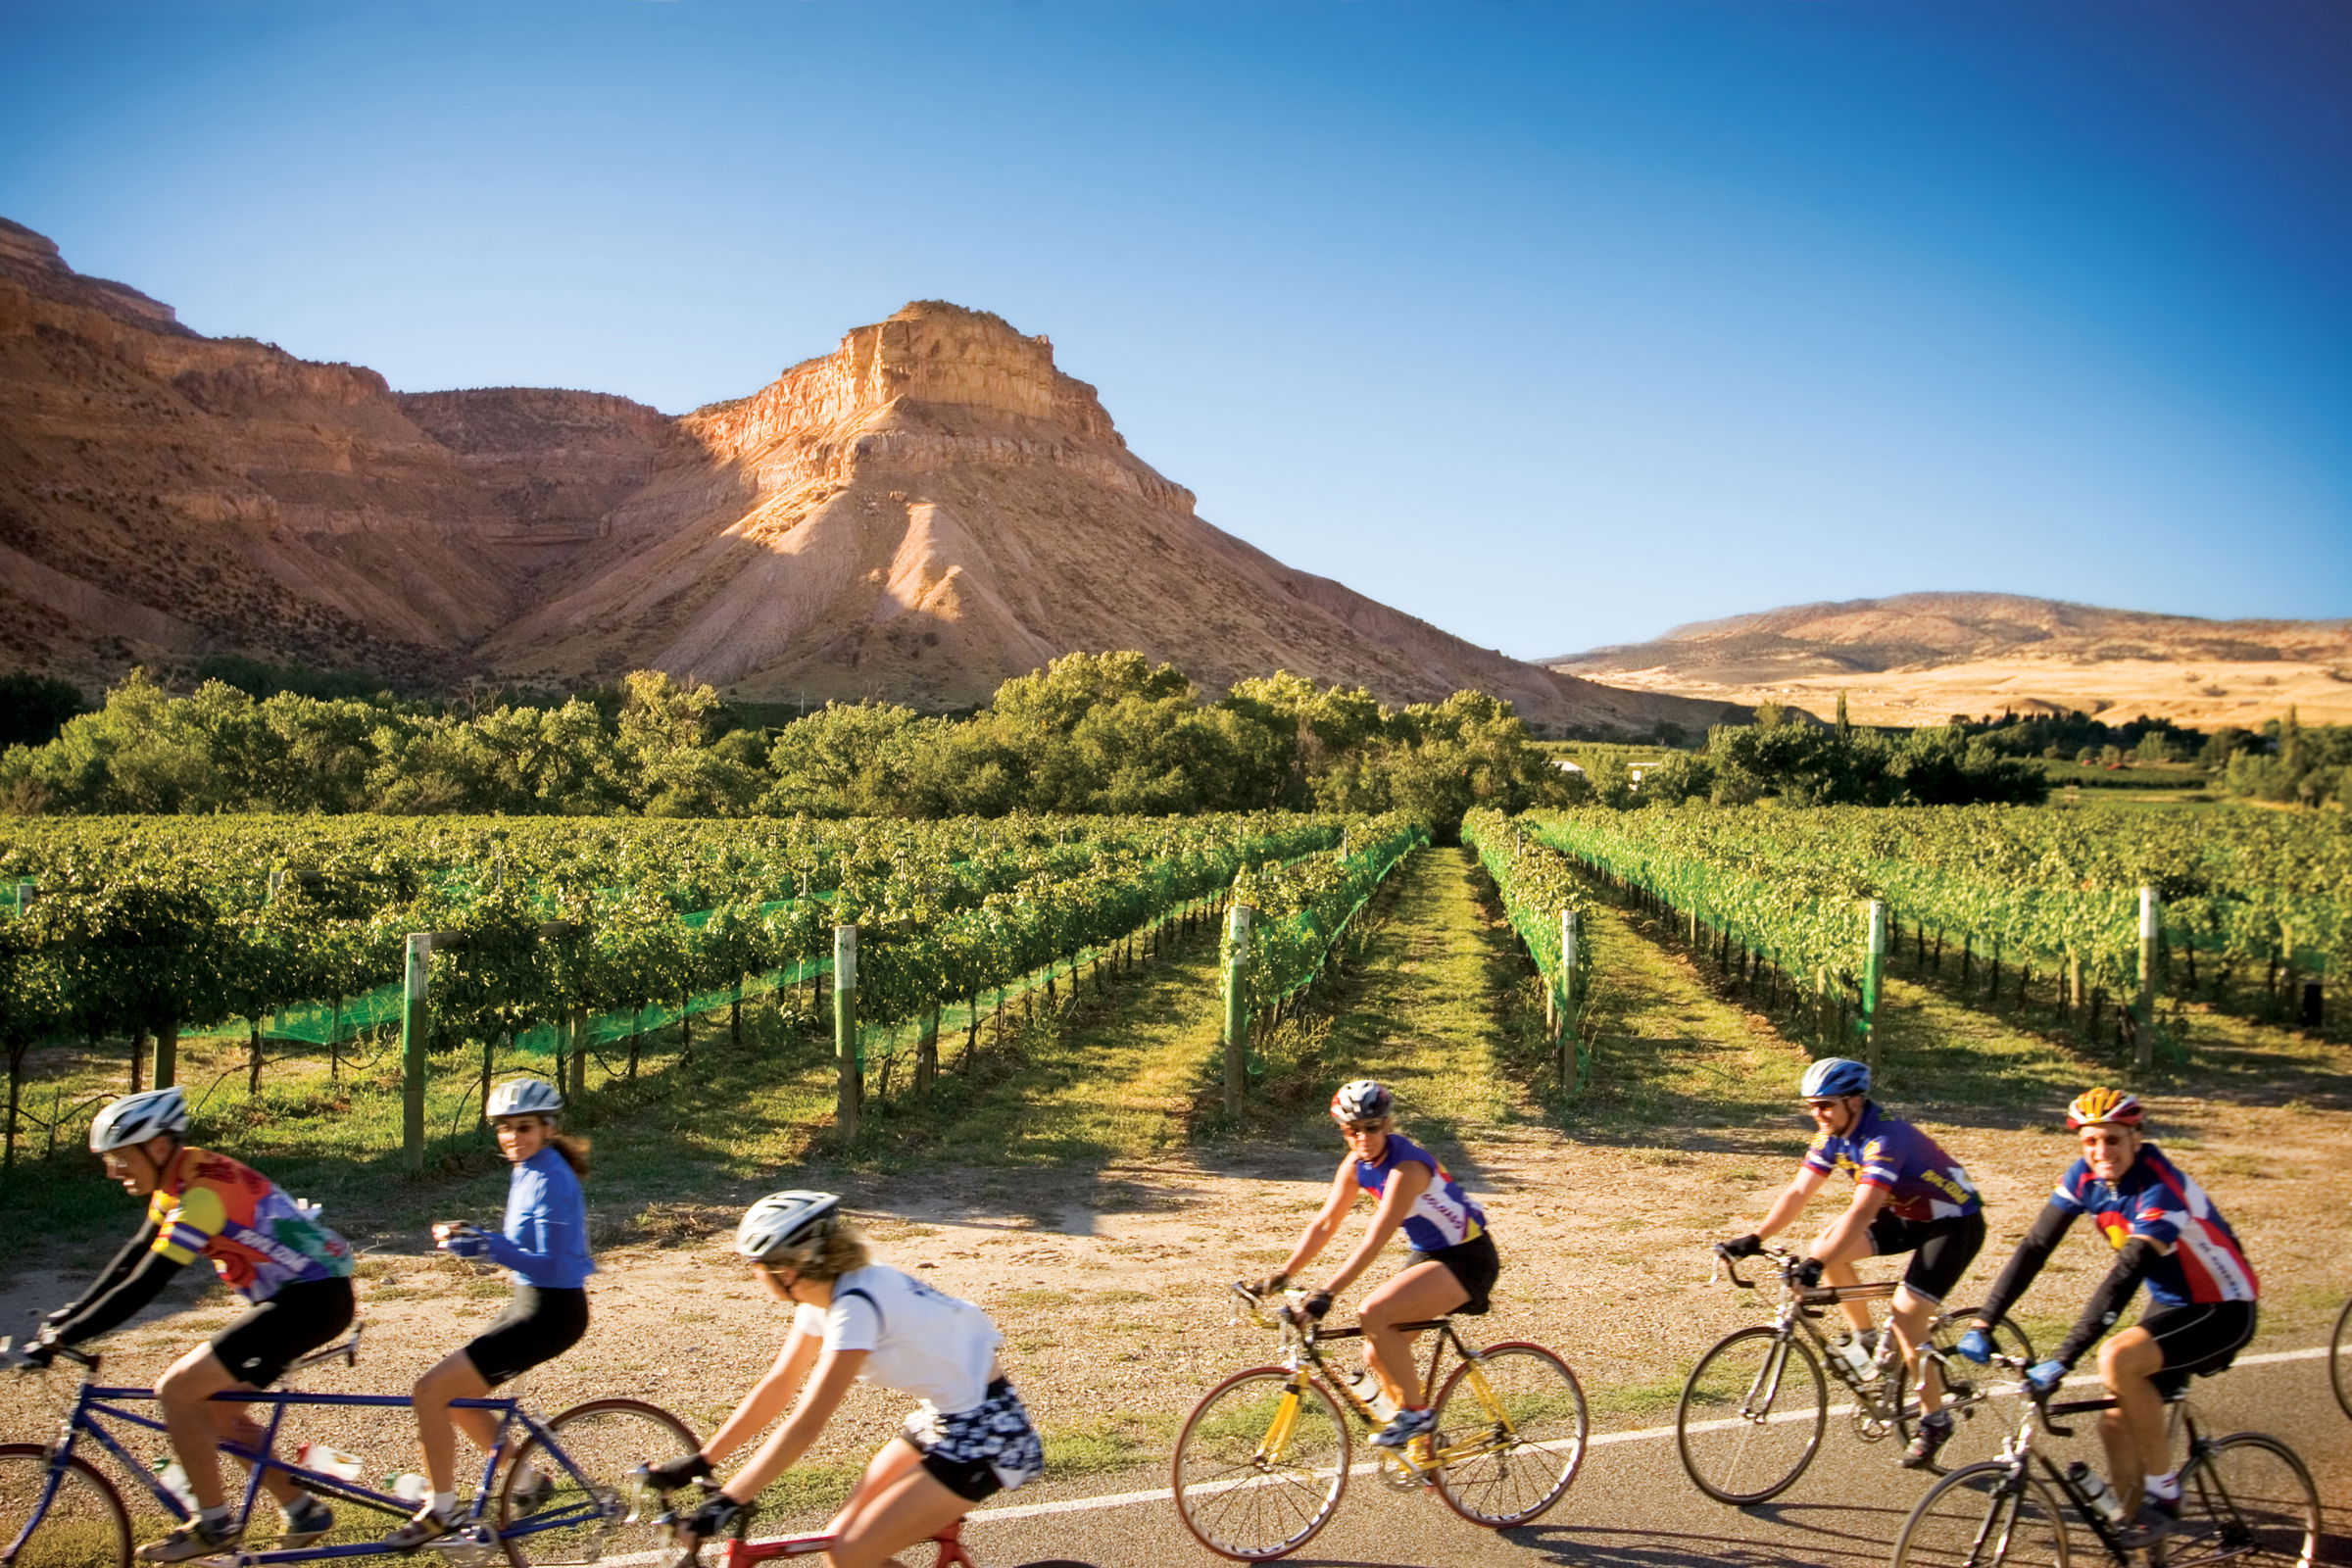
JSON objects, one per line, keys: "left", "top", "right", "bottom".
{"left": 1956, "top": 1089, "right": 2258, "bottom": 1549}
{"left": 1246, "top": 1079, "right": 1497, "bottom": 1452}
{"left": 385, "top": 1078, "right": 595, "bottom": 1547}
{"left": 21, "top": 1087, "right": 356, "bottom": 1562}
{"left": 642, "top": 1191, "right": 1043, "bottom": 1568}
{"left": 1716, "top": 1057, "right": 1985, "bottom": 1469}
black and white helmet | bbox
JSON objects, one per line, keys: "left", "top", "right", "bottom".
{"left": 1330, "top": 1079, "right": 1394, "bottom": 1124}
{"left": 89, "top": 1086, "right": 189, "bottom": 1154}
{"left": 485, "top": 1078, "right": 564, "bottom": 1120}
{"left": 734, "top": 1191, "right": 843, "bottom": 1265}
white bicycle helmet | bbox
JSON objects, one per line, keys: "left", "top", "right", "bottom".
{"left": 734, "top": 1191, "right": 843, "bottom": 1264}
{"left": 1798, "top": 1057, "right": 1871, "bottom": 1101}
{"left": 485, "top": 1078, "right": 564, "bottom": 1120}
{"left": 89, "top": 1086, "right": 189, "bottom": 1153}
{"left": 1330, "top": 1079, "right": 1394, "bottom": 1123}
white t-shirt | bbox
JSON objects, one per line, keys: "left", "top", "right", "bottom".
{"left": 792, "top": 1264, "right": 1003, "bottom": 1414}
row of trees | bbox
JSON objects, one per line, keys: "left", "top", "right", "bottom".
{"left": 0, "top": 657, "right": 1573, "bottom": 836}
{"left": 2212, "top": 712, "right": 2352, "bottom": 809}
{"left": 1583, "top": 703, "right": 2049, "bottom": 808}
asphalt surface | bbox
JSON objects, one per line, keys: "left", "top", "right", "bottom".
{"left": 963, "top": 1344, "right": 2351, "bottom": 1568}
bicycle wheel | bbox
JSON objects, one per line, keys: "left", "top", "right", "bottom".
{"left": 2329, "top": 1298, "right": 2351, "bottom": 1421}
{"left": 1429, "top": 1342, "right": 1587, "bottom": 1528}
{"left": 1890, "top": 1460, "right": 2070, "bottom": 1568}
{"left": 0, "top": 1445, "right": 132, "bottom": 1568}
{"left": 1676, "top": 1326, "right": 1825, "bottom": 1505}
{"left": 499, "top": 1397, "right": 699, "bottom": 1568}
{"left": 1171, "top": 1367, "right": 1349, "bottom": 1561}
{"left": 1908, "top": 1309, "right": 2034, "bottom": 1474}
{"left": 2172, "top": 1432, "right": 2320, "bottom": 1568}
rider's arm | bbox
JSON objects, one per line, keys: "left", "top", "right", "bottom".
{"left": 698, "top": 1325, "right": 823, "bottom": 1465}
{"left": 1752, "top": 1164, "right": 1831, "bottom": 1241}
{"left": 2051, "top": 1235, "right": 2165, "bottom": 1368}
{"left": 1318, "top": 1161, "right": 1429, "bottom": 1299}
{"left": 1273, "top": 1156, "right": 1361, "bottom": 1284}
{"left": 1969, "top": 1198, "right": 2080, "bottom": 1330}
{"left": 718, "top": 1348, "right": 869, "bottom": 1504}
{"left": 474, "top": 1163, "right": 584, "bottom": 1285}
{"left": 45, "top": 1244, "right": 187, "bottom": 1348}
{"left": 1806, "top": 1178, "right": 1889, "bottom": 1263}
{"left": 50, "top": 1216, "right": 163, "bottom": 1323}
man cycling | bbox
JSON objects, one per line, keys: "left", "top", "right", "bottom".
{"left": 1247, "top": 1080, "right": 1499, "bottom": 1452}
{"left": 22, "top": 1087, "right": 357, "bottom": 1561}
{"left": 1717, "top": 1057, "right": 1985, "bottom": 1469}
{"left": 1956, "top": 1089, "right": 2258, "bottom": 1549}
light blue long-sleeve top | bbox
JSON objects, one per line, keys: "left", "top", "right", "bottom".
{"left": 478, "top": 1146, "right": 596, "bottom": 1288}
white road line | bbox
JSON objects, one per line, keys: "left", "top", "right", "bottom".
{"left": 968, "top": 1344, "right": 2331, "bottom": 1525}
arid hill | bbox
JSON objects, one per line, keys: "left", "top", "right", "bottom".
{"left": 0, "top": 220, "right": 1733, "bottom": 734}
{"left": 1549, "top": 592, "right": 2352, "bottom": 726}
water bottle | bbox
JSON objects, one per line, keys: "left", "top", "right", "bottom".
{"left": 2069, "top": 1461, "right": 2128, "bottom": 1526}
{"left": 294, "top": 1443, "right": 367, "bottom": 1482}
{"left": 392, "top": 1473, "right": 430, "bottom": 1506}
{"left": 154, "top": 1458, "right": 198, "bottom": 1513}
{"left": 1343, "top": 1367, "right": 1396, "bottom": 1420}
{"left": 1838, "top": 1333, "right": 1876, "bottom": 1379}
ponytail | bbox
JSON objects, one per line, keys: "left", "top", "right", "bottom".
{"left": 550, "top": 1133, "right": 591, "bottom": 1180}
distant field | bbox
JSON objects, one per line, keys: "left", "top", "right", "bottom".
{"left": 2034, "top": 759, "right": 2213, "bottom": 790}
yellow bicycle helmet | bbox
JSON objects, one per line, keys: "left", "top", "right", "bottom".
{"left": 2065, "top": 1087, "right": 2144, "bottom": 1130}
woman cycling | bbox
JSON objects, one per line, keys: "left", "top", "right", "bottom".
{"left": 1247, "top": 1079, "right": 1498, "bottom": 1450}
{"left": 386, "top": 1078, "right": 594, "bottom": 1546}
{"left": 645, "top": 1191, "right": 1044, "bottom": 1568}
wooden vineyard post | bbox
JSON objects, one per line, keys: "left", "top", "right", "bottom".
{"left": 834, "top": 924, "right": 860, "bottom": 1144}
{"left": 1560, "top": 907, "right": 1583, "bottom": 1095}
{"left": 2136, "top": 887, "right": 2159, "bottom": 1072}
{"left": 149, "top": 1023, "right": 177, "bottom": 1092}
{"left": 402, "top": 933, "right": 431, "bottom": 1175}
{"left": 1861, "top": 902, "right": 1887, "bottom": 1076}
{"left": 1223, "top": 903, "right": 1253, "bottom": 1117}
{"left": 917, "top": 1004, "right": 941, "bottom": 1092}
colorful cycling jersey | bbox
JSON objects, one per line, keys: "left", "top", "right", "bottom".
{"left": 148, "top": 1148, "right": 354, "bottom": 1303}
{"left": 1355, "top": 1133, "right": 1487, "bottom": 1252}
{"left": 1801, "top": 1102, "right": 1982, "bottom": 1223}
{"left": 2050, "top": 1143, "right": 2258, "bottom": 1307}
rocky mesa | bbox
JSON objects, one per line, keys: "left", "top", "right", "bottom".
{"left": 0, "top": 219, "right": 1735, "bottom": 733}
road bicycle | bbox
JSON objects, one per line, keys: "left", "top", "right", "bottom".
{"left": 2329, "top": 1297, "right": 2350, "bottom": 1422}
{"left": 0, "top": 1330, "right": 696, "bottom": 1568}
{"left": 1168, "top": 1281, "right": 1587, "bottom": 1560}
{"left": 654, "top": 1481, "right": 1093, "bottom": 1568}
{"left": 1888, "top": 1352, "right": 2319, "bottom": 1567}
{"left": 1678, "top": 1245, "right": 2034, "bottom": 1504}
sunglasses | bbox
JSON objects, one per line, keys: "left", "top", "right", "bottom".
{"left": 1340, "top": 1120, "right": 1389, "bottom": 1134}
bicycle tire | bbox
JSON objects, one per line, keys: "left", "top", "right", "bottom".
{"left": 2172, "top": 1431, "right": 2319, "bottom": 1568}
{"left": 1890, "top": 1460, "right": 2070, "bottom": 1568}
{"left": 1904, "top": 1308, "right": 2034, "bottom": 1475}
{"left": 0, "top": 1443, "right": 133, "bottom": 1568}
{"left": 1428, "top": 1342, "right": 1587, "bottom": 1529}
{"left": 2329, "top": 1298, "right": 2351, "bottom": 1422}
{"left": 1675, "top": 1326, "right": 1825, "bottom": 1505}
{"left": 1171, "top": 1365, "right": 1349, "bottom": 1561}
{"left": 499, "top": 1397, "right": 699, "bottom": 1568}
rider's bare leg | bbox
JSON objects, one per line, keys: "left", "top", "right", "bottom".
{"left": 1807, "top": 1224, "right": 1877, "bottom": 1338}
{"left": 1357, "top": 1261, "right": 1467, "bottom": 1409}
{"left": 412, "top": 1349, "right": 501, "bottom": 1496}
{"left": 2096, "top": 1327, "right": 2167, "bottom": 1507}
{"left": 1888, "top": 1284, "right": 1944, "bottom": 1412}
{"left": 823, "top": 1441, "right": 970, "bottom": 1568}
{"left": 156, "top": 1346, "right": 299, "bottom": 1511}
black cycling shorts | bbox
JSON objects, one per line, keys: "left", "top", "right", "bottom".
{"left": 1865, "top": 1209, "right": 1984, "bottom": 1306}
{"left": 210, "top": 1278, "right": 356, "bottom": 1389}
{"left": 464, "top": 1286, "right": 589, "bottom": 1387}
{"left": 2142, "top": 1301, "right": 2256, "bottom": 1397}
{"left": 899, "top": 1379, "right": 1043, "bottom": 1503}
{"left": 1406, "top": 1231, "right": 1499, "bottom": 1316}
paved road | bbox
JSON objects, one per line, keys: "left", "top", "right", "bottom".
{"left": 966, "top": 1345, "right": 2350, "bottom": 1568}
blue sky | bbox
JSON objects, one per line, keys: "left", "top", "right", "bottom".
{"left": 3, "top": 0, "right": 2346, "bottom": 658}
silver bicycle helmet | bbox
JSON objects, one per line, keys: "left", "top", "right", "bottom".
{"left": 1330, "top": 1079, "right": 1394, "bottom": 1123}
{"left": 734, "top": 1191, "right": 843, "bottom": 1264}
{"left": 89, "top": 1086, "right": 190, "bottom": 1153}
{"left": 485, "top": 1077, "right": 564, "bottom": 1119}
{"left": 1798, "top": 1057, "right": 1872, "bottom": 1100}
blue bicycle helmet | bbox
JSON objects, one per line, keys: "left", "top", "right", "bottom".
{"left": 1798, "top": 1057, "right": 1871, "bottom": 1101}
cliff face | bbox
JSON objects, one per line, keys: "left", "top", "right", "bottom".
{"left": 488, "top": 302, "right": 1730, "bottom": 732}
{"left": 0, "top": 218, "right": 514, "bottom": 683}
{"left": 0, "top": 221, "right": 1731, "bottom": 732}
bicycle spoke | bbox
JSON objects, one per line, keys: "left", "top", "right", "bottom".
{"left": 499, "top": 1399, "right": 697, "bottom": 1568}
{"left": 1891, "top": 1462, "right": 2066, "bottom": 1568}
{"left": 0, "top": 1447, "right": 133, "bottom": 1568}
{"left": 2171, "top": 1434, "right": 2319, "bottom": 1568}
{"left": 1173, "top": 1371, "right": 1348, "bottom": 1560}
{"left": 1676, "top": 1327, "right": 1826, "bottom": 1505}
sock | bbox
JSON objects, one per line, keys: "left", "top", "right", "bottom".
{"left": 198, "top": 1505, "right": 231, "bottom": 1530}
{"left": 429, "top": 1491, "right": 457, "bottom": 1518}
{"left": 2145, "top": 1472, "right": 2180, "bottom": 1502}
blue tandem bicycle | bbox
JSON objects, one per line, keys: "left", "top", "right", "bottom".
{"left": 0, "top": 1331, "right": 697, "bottom": 1568}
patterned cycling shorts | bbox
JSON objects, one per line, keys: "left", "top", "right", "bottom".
{"left": 900, "top": 1378, "right": 1045, "bottom": 1503}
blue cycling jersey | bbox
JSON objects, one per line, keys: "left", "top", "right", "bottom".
{"left": 1801, "top": 1102, "right": 1982, "bottom": 1223}
{"left": 1356, "top": 1133, "right": 1487, "bottom": 1252}
{"left": 478, "top": 1147, "right": 596, "bottom": 1289}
